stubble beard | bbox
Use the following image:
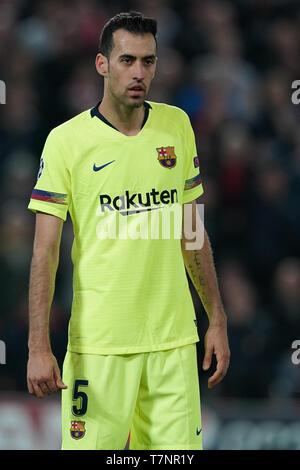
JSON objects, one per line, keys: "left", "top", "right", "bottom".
{"left": 107, "top": 68, "right": 149, "bottom": 110}
{"left": 111, "top": 87, "right": 146, "bottom": 109}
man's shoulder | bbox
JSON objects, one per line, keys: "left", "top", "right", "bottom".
{"left": 147, "top": 101, "right": 189, "bottom": 121}
{"left": 48, "top": 108, "right": 92, "bottom": 141}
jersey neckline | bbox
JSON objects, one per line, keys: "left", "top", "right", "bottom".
{"left": 90, "top": 100, "right": 152, "bottom": 137}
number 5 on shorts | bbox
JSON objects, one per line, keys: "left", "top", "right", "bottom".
{"left": 72, "top": 379, "right": 88, "bottom": 416}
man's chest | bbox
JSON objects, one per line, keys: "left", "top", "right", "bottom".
{"left": 69, "top": 134, "right": 187, "bottom": 201}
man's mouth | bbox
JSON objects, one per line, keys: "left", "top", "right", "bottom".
{"left": 128, "top": 84, "right": 145, "bottom": 95}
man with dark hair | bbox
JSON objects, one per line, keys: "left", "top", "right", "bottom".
{"left": 27, "top": 11, "right": 230, "bottom": 450}
{"left": 99, "top": 11, "right": 157, "bottom": 58}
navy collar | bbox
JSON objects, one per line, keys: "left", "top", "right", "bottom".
{"left": 90, "top": 100, "right": 152, "bottom": 132}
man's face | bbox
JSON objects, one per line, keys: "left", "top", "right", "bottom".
{"left": 97, "top": 29, "right": 157, "bottom": 108}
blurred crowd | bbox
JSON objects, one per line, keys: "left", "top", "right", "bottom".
{"left": 0, "top": 0, "right": 300, "bottom": 400}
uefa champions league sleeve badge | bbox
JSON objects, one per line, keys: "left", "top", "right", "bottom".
{"left": 37, "top": 157, "right": 44, "bottom": 181}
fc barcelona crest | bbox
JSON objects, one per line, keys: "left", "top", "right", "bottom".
{"left": 70, "top": 420, "right": 86, "bottom": 440}
{"left": 156, "top": 146, "right": 177, "bottom": 169}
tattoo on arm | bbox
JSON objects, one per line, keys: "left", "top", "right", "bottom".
{"left": 188, "top": 250, "right": 210, "bottom": 311}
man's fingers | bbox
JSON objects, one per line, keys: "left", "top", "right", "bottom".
{"left": 49, "top": 382, "right": 59, "bottom": 393}
{"left": 28, "top": 374, "right": 65, "bottom": 396}
{"left": 30, "top": 381, "right": 46, "bottom": 398}
{"left": 47, "top": 374, "right": 59, "bottom": 393}
{"left": 208, "top": 359, "right": 229, "bottom": 388}
{"left": 38, "top": 382, "right": 51, "bottom": 395}
{"left": 208, "top": 371, "right": 225, "bottom": 388}
{"left": 27, "top": 378, "right": 34, "bottom": 395}
{"left": 203, "top": 344, "right": 214, "bottom": 370}
{"left": 27, "top": 377, "right": 43, "bottom": 397}
{"left": 27, "top": 354, "right": 66, "bottom": 397}
{"left": 28, "top": 374, "right": 58, "bottom": 396}
{"left": 53, "top": 364, "right": 67, "bottom": 389}
{"left": 43, "top": 380, "right": 57, "bottom": 394}
{"left": 56, "top": 377, "right": 68, "bottom": 389}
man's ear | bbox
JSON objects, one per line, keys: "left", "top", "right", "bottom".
{"left": 95, "top": 53, "right": 108, "bottom": 77}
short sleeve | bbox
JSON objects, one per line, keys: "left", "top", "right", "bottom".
{"left": 182, "top": 114, "right": 204, "bottom": 204}
{"left": 28, "top": 129, "right": 71, "bottom": 221}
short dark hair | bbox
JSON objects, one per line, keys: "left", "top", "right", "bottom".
{"left": 98, "top": 11, "right": 157, "bottom": 58}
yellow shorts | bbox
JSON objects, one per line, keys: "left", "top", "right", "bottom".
{"left": 61, "top": 342, "right": 202, "bottom": 450}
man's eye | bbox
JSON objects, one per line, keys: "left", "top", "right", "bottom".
{"left": 121, "top": 58, "right": 132, "bottom": 63}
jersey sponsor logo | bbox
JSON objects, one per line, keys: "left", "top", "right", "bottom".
{"left": 99, "top": 188, "right": 178, "bottom": 215}
{"left": 156, "top": 146, "right": 177, "bottom": 169}
{"left": 196, "top": 427, "right": 202, "bottom": 436}
{"left": 70, "top": 420, "right": 86, "bottom": 439}
{"left": 93, "top": 160, "right": 115, "bottom": 172}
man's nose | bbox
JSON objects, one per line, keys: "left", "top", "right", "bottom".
{"left": 132, "top": 61, "right": 145, "bottom": 81}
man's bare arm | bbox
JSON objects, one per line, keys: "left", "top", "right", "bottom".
{"left": 181, "top": 200, "right": 230, "bottom": 388}
{"left": 27, "top": 212, "right": 67, "bottom": 398}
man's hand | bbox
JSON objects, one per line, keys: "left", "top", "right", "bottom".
{"left": 27, "top": 351, "right": 67, "bottom": 398}
{"left": 203, "top": 320, "right": 230, "bottom": 389}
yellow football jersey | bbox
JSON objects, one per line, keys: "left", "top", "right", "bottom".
{"left": 28, "top": 101, "right": 204, "bottom": 354}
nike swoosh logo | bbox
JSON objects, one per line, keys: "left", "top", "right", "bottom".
{"left": 93, "top": 160, "right": 115, "bottom": 171}
{"left": 196, "top": 427, "right": 202, "bottom": 436}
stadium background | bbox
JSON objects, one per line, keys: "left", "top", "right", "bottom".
{"left": 0, "top": 0, "right": 300, "bottom": 450}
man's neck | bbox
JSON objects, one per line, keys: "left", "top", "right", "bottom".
{"left": 99, "top": 96, "right": 146, "bottom": 136}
